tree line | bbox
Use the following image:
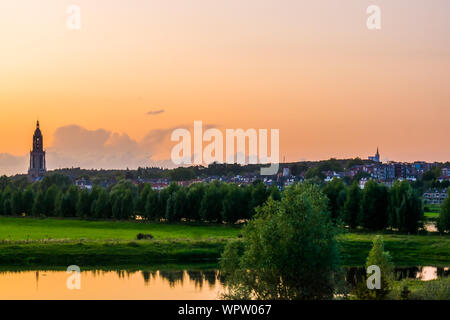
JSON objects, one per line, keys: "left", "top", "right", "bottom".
{"left": 0, "top": 177, "right": 281, "bottom": 224}
{"left": 322, "top": 178, "right": 425, "bottom": 233}
{"left": 0, "top": 174, "right": 448, "bottom": 233}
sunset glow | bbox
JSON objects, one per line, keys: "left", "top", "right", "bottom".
{"left": 1, "top": 0, "right": 449, "bottom": 175}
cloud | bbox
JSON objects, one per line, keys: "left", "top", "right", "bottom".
{"left": 0, "top": 153, "right": 28, "bottom": 176}
{"left": 146, "top": 109, "right": 165, "bottom": 116}
{"left": 0, "top": 123, "right": 220, "bottom": 175}
{"left": 47, "top": 125, "right": 157, "bottom": 170}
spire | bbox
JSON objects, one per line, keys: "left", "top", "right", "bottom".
{"left": 36, "top": 120, "right": 40, "bottom": 128}
{"left": 376, "top": 147, "right": 379, "bottom": 156}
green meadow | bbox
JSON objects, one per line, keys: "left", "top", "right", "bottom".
{"left": 0, "top": 217, "right": 448, "bottom": 267}
{"left": 0, "top": 217, "right": 240, "bottom": 241}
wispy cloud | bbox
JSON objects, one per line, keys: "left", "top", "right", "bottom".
{"left": 146, "top": 109, "right": 165, "bottom": 116}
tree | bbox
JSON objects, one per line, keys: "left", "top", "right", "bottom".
{"left": 305, "top": 167, "right": 325, "bottom": 180}
{"left": 388, "top": 181, "right": 423, "bottom": 233}
{"left": 120, "top": 189, "right": 134, "bottom": 219}
{"left": 76, "top": 189, "right": 91, "bottom": 218}
{"left": 65, "top": 186, "right": 80, "bottom": 217}
{"left": 322, "top": 178, "right": 346, "bottom": 221}
{"left": 268, "top": 185, "right": 281, "bottom": 201}
{"left": 44, "top": 185, "right": 58, "bottom": 217}
{"left": 353, "top": 236, "right": 394, "bottom": 300}
{"left": 249, "top": 181, "right": 268, "bottom": 218}
{"left": 342, "top": 182, "right": 362, "bottom": 229}
{"left": 360, "top": 181, "right": 389, "bottom": 230}
{"left": 32, "top": 191, "right": 46, "bottom": 217}
{"left": 200, "top": 182, "right": 225, "bottom": 223}
{"left": 144, "top": 188, "right": 159, "bottom": 221}
{"left": 437, "top": 189, "right": 450, "bottom": 233}
{"left": 22, "top": 186, "right": 34, "bottom": 216}
{"left": 94, "top": 189, "right": 111, "bottom": 219}
{"left": 137, "top": 184, "right": 152, "bottom": 215}
{"left": 172, "top": 187, "right": 187, "bottom": 221}
{"left": 11, "top": 190, "right": 24, "bottom": 216}
{"left": 185, "top": 183, "right": 205, "bottom": 221}
{"left": 222, "top": 184, "right": 243, "bottom": 224}
{"left": 220, "top": 183, "right": 341, "bottom": 300}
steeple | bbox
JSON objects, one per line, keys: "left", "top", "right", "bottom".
{"left": 28, "top": 121, "right": 46, "bottom": 181}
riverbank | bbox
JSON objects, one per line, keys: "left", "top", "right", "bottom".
{"left": 0, "top": 234, "right": 449, "bottom": 267}
{"left": 0, "top": 217, "right": 448, "bottom": 267}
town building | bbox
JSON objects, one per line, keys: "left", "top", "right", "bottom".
{"left": 422, "top": 189, "right": 448, "bottom": 205}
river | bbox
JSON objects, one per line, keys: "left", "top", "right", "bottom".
{"left": 0, "top": 266, "right": 447, "bottom": 299}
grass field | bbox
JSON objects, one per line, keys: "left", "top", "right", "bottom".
{"left": 0, "top": 217, "right": 240, "bottom": 241}
{"left": 0, "top": 217, "right": 448, "bottom": 267}
{"left": 424, "top": 212, "right": 440, "bottom": 219}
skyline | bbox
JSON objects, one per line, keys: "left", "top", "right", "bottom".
{"left": 0, "top": 119, "right": 447, "bottom": 177}
{"left": 1, "top": 0, "right": 450, "bottom": 174}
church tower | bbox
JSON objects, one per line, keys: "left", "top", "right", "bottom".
{"left": 28, "top": 121, "right": 47, "bottom": 180}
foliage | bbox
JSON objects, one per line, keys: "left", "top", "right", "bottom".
{"left": 437, "top": 189, "right": 450, "bottom": 233}
{"left": 352, "top": 236, "right": 394, "bottom": 300}
{"left": 360, "top": 181, "right": 389, "bottom": 230}
{"left": 220, "top": 184, "right": 341, "bottom": 300}
{"left": 342, "top": 182, "right": 362, "bottom": 229}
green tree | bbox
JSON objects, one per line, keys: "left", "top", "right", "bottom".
{"left": 200, "top": 182, "right": 225, "bottom": 222}
{"left": 437, "top": 189, "right": 450, "bottom": 233}
{"left": 220, "top": 183, "right": 341, "bottom": 300}
{"left": 322, "top": 178, "right": 346, "bottom": 221}
{"left": 353, "top": 236, "right": 394, "bottom": 300}
{"left": 120, "top": 189, "right": 134, "bottom": 219}
{"left": 249, "top": 181, "right": 268, "bottom": 218}
{"left": 222, "top": 184, "right": 243, "bottom": 224}
{"left": 185, "top": 183, "right": 205, "bottom": 221}
{"left": 144, "top": 188, "right": 159, "bottom": 221}
{"left": 32, "top": 191, "right": 46, "bottom": 217}
{"left": 44, "top": 185, "right": 58, "bottom": 217}
{"left": 22, "top": 186, "right": 34, "bottom": 216}
{"left": 11, "top": 190, "right": 24, "bottom": 216}
{"left": 388, "top": 181, "right": 423, "bottom": 233}
{"left": 76, "top": 189, "right": 91, "bottom": 218}
{"left": 94, "top": 189, "right": 111, "bottom": 219}
{"left": 0, "top": 187, "right": 13, "bottom": 215}
{"left": 268, "top": 185, "right": 281, "bottom": 201}
{"left": 342, "top": 182, "right": 362, "bottom": 229}
{"left": 361, "top": 181, "right": 389, "bottom": 230}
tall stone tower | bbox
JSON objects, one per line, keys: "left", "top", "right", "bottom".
{"left": 28, "top": 121, "right": 47, "bottom": 180}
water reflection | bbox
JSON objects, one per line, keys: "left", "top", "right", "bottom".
{"left": 344, "top": 266, "right": 450, "bottom": 288}
{"left": 0, "top": 267, "right": 447, "bottom": 300}
{"left": 0, "top": 269, "right": 225, "bottom": 300}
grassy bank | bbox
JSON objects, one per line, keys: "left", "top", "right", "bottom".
{"left": 0, "top": 217, "right": 240, "bottom": 241}
{"left": 338, "top": 233, "right": 450, "bottom": 266}
{"left": 0, "top": 217, "right": 448, "bottom": 267}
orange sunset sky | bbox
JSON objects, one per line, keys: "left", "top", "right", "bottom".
{"left": 0, "top": 0, "right": 449, "bottom": 175}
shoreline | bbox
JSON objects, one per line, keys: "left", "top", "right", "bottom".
{"left": 0, "top": 235, "right": 449, "bottom": 267}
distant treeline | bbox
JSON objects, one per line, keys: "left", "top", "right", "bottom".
{"left": 1, "top": 172, "right": 448, "bottom": 233}
{"left": 7, "top": 160, "right": 450, "bottom": 195}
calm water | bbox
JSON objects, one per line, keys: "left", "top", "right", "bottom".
{"left": 0, "top": 269, "right": 225, "bottom": 300}
{"left": 0, "top": 267, "right": 447, "bottom": 300}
